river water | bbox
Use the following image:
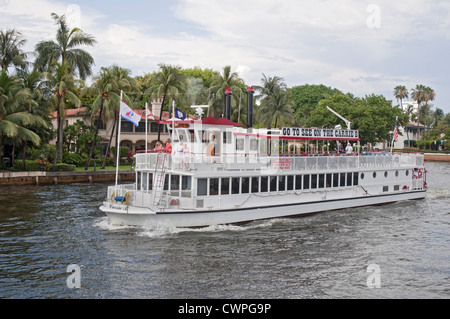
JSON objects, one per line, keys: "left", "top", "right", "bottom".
{"left": 0, "top": 162, "right": 449, "bottom": 299}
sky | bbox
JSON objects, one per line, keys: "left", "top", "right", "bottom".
{"left": 1, "top": 0, "right": 449, "bottom": 113}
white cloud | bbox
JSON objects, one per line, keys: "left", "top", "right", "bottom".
{"left": 0, "top": 0, "right": 448, "bottom": 112}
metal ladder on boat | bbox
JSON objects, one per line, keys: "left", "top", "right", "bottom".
{"left": 152, "top": 153, "right": 167, "bottom": 207}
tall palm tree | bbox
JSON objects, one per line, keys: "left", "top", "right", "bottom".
{"left": 258, "top": 91, "right": 294, "bottom": 129}
{"left": 209, "top": 66, "right": 244, "bottom": 119}
{"left": 99, "top": 65, "right": 137, "bottom": 169}
{"left": 411, "top": 84, "right": 428, "bottom": 138}
{"left": 35, "top": 13, "right": 96, "bottom": 80}
{"left": 146, "top": 64, "right": 187, "bottom": 141}
{"left": 43, "top": 61, "right": 81, "bottom": 163}
{"left": 0, "top": 72, "right": 45, "bottom": 159}
{"left": 0, "top": 29, "right": 29, "bottom": 73}
{"left": 84, "top": 66, "right": 128, "bottom": 170}
{"left": 394, "top": 85, "right": 408, "bottom": 108}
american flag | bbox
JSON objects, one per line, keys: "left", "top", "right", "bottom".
{"left": 393, "top": 120, "right": 398, "bottom": 142}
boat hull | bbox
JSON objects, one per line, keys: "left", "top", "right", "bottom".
{"left": 100, "top": 190, "right": 426, "bottom": 228}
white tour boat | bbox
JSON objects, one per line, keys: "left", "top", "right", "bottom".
{"left": 100, "top": 87, "right": 427, "bottom": 228}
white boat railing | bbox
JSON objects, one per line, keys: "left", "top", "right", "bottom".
{"left": 135, "top": 152, "right": 424, "bottom": 174}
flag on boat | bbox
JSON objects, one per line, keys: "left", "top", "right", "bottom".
{"left": 120, "top": 100, "right": 141, "bottom": 127}
{"left": 393, "top": 119, "right": 398, "bottom": 142}
{"left": 146, "top": 105, "right": 155, "bottom": 120}
{"left": 175, "top": 108, "right": 187, "bottom": 120}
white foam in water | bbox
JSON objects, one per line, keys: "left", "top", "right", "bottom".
{"left": 93, "top": 217, "right": 136, "bottom": 231}
{"left": 137, "top": 217, "right": 294, "bottom": 238}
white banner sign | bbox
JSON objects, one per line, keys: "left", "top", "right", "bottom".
{"left": 281, "top": 127, "right": 359, "bottom": 139}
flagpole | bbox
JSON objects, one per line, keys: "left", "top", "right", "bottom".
{"left": 115, "top": 90, "right": 123, "bottom": 192}
{"left": 390, "top": 116, "right": 398, "bottom": 154}
{"left": 145, "top": 102, "right": 148, "bottom": 154}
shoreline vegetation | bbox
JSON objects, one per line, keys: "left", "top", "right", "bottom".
{"left": 1, "top": 13, "right": 449, "bottom": 175}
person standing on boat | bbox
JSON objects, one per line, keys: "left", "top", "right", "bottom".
{"left": 154, "top": 141, "right": 164, "bottom": 153}
{"left": 165, "top": 139, "right": 172, "bottom": 154}
{"left": 345, "top": 142, "right": 353, "bottom": 155}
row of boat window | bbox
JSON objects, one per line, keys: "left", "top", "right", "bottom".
{"left": 197, "top": 172, "right": 359, "bottom": 196}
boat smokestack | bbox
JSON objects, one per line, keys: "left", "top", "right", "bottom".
{"left": 225, "top": 88, "right": 232, "bottom": 120}
{"left": 247, "top": 86, "right": 254, "bottom": 131}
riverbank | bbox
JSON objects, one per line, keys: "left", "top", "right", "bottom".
{"left": 424, "top": 153, "right": 450, "bottom": 162}
{"left": 0, "top": 170, "right": 135, "bottom": 186}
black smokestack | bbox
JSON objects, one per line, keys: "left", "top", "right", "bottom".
{"left": 247, "top": 86, "right": 254, "bottom": 131}
{"left": 225, "top": 88, "right": 232, "bottom": 120}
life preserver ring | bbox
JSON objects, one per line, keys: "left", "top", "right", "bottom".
{"left": 417, "top": 169, "right": 423, "bottom": 178}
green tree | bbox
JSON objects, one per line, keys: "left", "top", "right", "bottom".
{"left": 394, "top": 85, "right": 408, "bottom": 107}
{"left": 43, "top": 61, "right": 81, "bottom": 163}
{"left": 35, "top": 13, "right": 96, "bottom": 80}
{"left": 258, "top": 91, "right": 294, "bottom": 129}
{"left": 0, "top": 29, "right": 28, "bottom": 73}
{"left": 146, "top": 64, "right": 187, "bottom": 141}
{"left": 84, "top": 66, "right": 122, "bottom": 170}
{"left": 102, "top": 65, "right": 137, "bottom": 169}
{"left": 289, "top": 84, "right": 343, "bottom": 121}
{"left": 209, "top": 66, "right": 245, "bottom": 119}
{"left": 0, "top": 72, "right": 45, "bottom": 160}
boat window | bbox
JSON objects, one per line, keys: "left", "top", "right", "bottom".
{"left": 241, "top": 177, "right": 250, "bottom": 194}
{"left": 164, "top": 174, "right": 169, "bottom": 190}
{"left": 303, "top": 175, "right": 310, "bottom": 189}
{"left": 137, "top": 172, "right": 141, "bottom": 191}
{"left": 340, "top": 173, "right": 346, "bottom": 187}
{"left": 360, "top": 173, "right": 365, "bottom": 180}
{"left": 142, "top": 172, "right": 148, "bottom": 191}
{"left": 394, "top": 185, "right": 400, "bottom": 191}
{"left": 406, "top": 170, "right": 409, "bottom": 177}
{"left": 171, "top": 175, "right": 180, "bottom": 196}
{"left": 333, "top": 173, "right": 339, "bottom": 188}
{"left": 197, "top": 178, "right": 207, "bottom": 196}
{"left": 279, "top": 176, "right": 286, "bottom": 192}
{"left": 261, "top": 176, "right": 268, "bottom": 192}
{"left": 295, "top": 175, "right": 302, "bottom": 190}
{"left": 250, "top": 139, "right": 258, "bottom": 151}
{"left": 236, "top": 138, "right": 245, "bottom": 151}
{"left": 210, "top": 178, "right": 219, "bottom": 195}
{"left": 223, "top": 131, "right": 232, "bottom": 144}
{"left": 181, "top": 176, "right": 191, "bottom": 197}
{"left": 319, "top": 174, "right": 325, "bottom": 189}
{"left": 353, "top": 172, "right": 359, "bottom": 186}
{"left": 311, "top": 174, "right": 317, "bottom": 189}
{"left": 395, "top": 171, "right": 399, "bottom": 177}
{"left": 347, "top": 173, "right": 353, "bottom": 186}
{"left": 384, "top": 171, "right": 388, "bottom": 178}
{"left": 383, "top": 186, "right": 389, "bottom": 192}
{"left": 373, "top": 172, "right": 377, "bottom": 178}
{"left": 287, "top": 175, "right": 294, "bottom": 191}
{"left": 270, "top": 176, "right": 277, "bottom": 192}
{"left": 251, "top": 177, "right": 259, "bottom": 193}
{"left": 232, "top": 178, "right": 240, "bottom": 194}
{"left": 326, "top": 174, "right": 332, "bottom": 188}
{"left": 221, "top": 178, "right": 230, "bottom": 195}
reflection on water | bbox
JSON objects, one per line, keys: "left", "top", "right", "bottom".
{"left": 0, "top": 162, "right": 449, "bottom": 299}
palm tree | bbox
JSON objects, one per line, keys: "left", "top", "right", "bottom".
{"left": 35, "top": 13, "right": 96, "bottom": 80}
{"left": 0, "top": 72, "right": 45, "bottom": 160}
{"left": 394, "top": 85, "right": 408, "bottom": 108}
{"left": 146, "top": 64, "right": 187, "bottom": 141}
{"left": 411, "top": 84, "right": 428, "bottom": 138}
{"left": 99, "top": 65, "right": 137, "bottom": 169}
{"left": 258, "top": 91, "right": 294, "bottom": 129}
{"left": 209, "top": 66, "right": 244, "bottom": 119}
{"left": 0, "top": 29, "right": 29, "bottom": 73}
{"left": 84, "top": 66, "right": 128, "bottom": 170}
{"left": 43, "top": 61, "right": 81, "bottom": 163}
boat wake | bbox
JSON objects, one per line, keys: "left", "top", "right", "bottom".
{"left": 137, "top": 218, "right": 295, "bottom": 238}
